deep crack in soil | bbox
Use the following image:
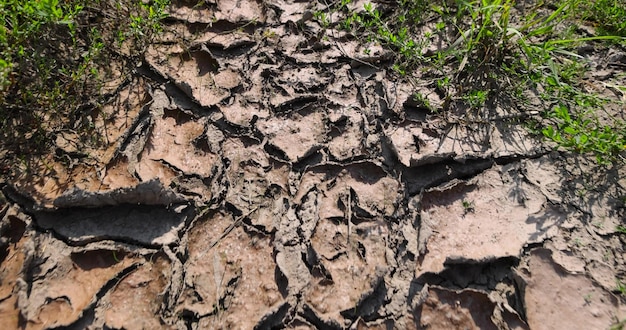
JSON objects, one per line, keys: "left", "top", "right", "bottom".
{"left": 1, "top": 0, "right": 626, "bottom": 329}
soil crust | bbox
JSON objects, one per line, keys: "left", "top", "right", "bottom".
{"left": 1, "top": 0, "right": 625, "bottom": 329}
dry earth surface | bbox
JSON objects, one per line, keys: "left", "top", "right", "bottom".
{"left": 1, "top": 0, "right": 626, "bottom": 329}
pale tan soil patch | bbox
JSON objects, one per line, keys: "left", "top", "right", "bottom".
{"left": 418, "top": 166, "right": 561, "bottom": 275}
{"left": 517, "top": 248, "right": 626, "bottom": 329}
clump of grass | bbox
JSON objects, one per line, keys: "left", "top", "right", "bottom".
{"left": 542, "top": 104, "right": 626, "bottom": 164}
{"left": 0, "top": 0, "right": 170, "bottom": 172}
{"left": 584, "top": 0, "right": 626, "bottom": 37}
{"left": 314, "top": 0, "right": 626, "bottom": 165}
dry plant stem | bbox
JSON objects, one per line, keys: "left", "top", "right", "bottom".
{"left": 347, "top": 187, "right": 352, "bottom": 245}
{"left": 208, "top": 207, "right": 259, "bottom": 250}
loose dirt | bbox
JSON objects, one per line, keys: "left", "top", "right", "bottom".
{"left": 1, "top": 0, "right": 626, "bottom": 329}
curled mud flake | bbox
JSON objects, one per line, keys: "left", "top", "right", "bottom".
{"left": 352, "top": 318, "right": 395, "bottom": 329}
{"left": 277, "top": 33, "right": 306, "bottom": 56}
{"left": 306, "top": 218, "right": 389, "bottom": 323}
{"left": 20, "top": 242, "right": 136, "bottom": 329}
{"left": 198, "top": 123, "right": 225, "bottom": 154}
{"left": 224, "top": 141, "right": 290, "bottom": 232}
{"left": 388, "top": 120, "right": 540, "bottom": 167}
{"left": 516, "top": 248, "right": 625, "bottom": 329}
{"left": 418, "top": 167, "right": 560, "bottom": 275}
{"left": 251, "top": 194, "right": 288, "bottom": 233}
{"left": 275, "top": 244, "right": 311, "bottom": 296}
{"left": 257, "top": 111, "right": 327, "bottom": 162}
{"left": 9, "top": 156, "right": 79, "bottom": 209}
{"left": 297, "top": 188, "right": 321, "bottom": 242}
{"left": 240, "top": 64, "right": 274, "bottom": 105}
{"left": 254, "top": 301, "right": 292, "bottom": 329}
{"left": 544, "top": 239, "right": 587, "bottom": 274}
{"left": 200, "top": 32, "right": 258, "bottom": 55}
{"left": 102, "top": 255, "right": 171, "bottom": 330}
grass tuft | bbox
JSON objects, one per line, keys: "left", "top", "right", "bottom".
{"left": 315, "top": 0, "right": 626, "bottom": 165}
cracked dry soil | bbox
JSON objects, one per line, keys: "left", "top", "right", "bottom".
{"left": 1, "top": 1, "right": 626, "bottom": 329}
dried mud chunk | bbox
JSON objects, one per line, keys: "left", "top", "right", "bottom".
{"left": 226, "top": 164, "right": 290, "bottom": 232}
{"left": 516, "top": 248, "right": 625, "bottom": 329}
{"left": 49, "top": 80, "right": 147, "bottom": 175}
{"left": 214, "top": 69, "right": 241, "bottom": 90}
{"left": 219, "top": 95, "right": 270, "bottom": 127}
{"left": 266, "top": 0, "right": 310, "bottom": 24}
{"left": 520, "top": 156, "right": 565, "bottom": 204}
{"left": 412, "top": 286, "right": 527, "bottom": 330}
{"left": 306, "top": 218, "right": 389, "bottom": 322}
{"left": 257, "top": 110, "right": 327, "bottom": 162}
{"left": 437, "top": 122, "right": 538, "bottom": 160}
{"left": 136, "top": 112, "right": 220, "bottom": 184}
{"left": 226, "top": 164, "right": 270, "bottom": 213}
{"left": 92, "top": 81, "right": 148, "bottom": 164}
{"left": 103, "top": 255, "right": 171, "bottom": 329}
{"left": 327, "top": 107, "right": 368, "bottom": 161}
{"left": 167, "top": 2, "right": 215, "bottom": 24}
{"left": 418, "top": 167, "right": 560, "bottom": 274}
{"left": 296, "top": 163, "right": 400, "bottom": 220}
{"left": 387, "top": 119, "right": 540, "bottom": 166}
{"left": 11, "top": 80, "right": 146, "bottom": 206}
{"left": 145, "top": 45, "right": 229, "bottom": 108}
{"left": 324, "top": 65, "right": 359, "bottom": 105}
{"left": 222, "top": 137, "right": 271, "bottom": 171}
{"left": 100, "top": 156, "right": 140, "bottom": 190}
{"left": 223, "top": 137, "right": 290, "bottom": 231}
{"left": 19, "top": 243, "right": 135, "bottom": 329}
{"left": 183, "top": 212, "right": 282, "bottom": 327}
{"left": 278, "top": 67, "right": 331, "bottom": 92}
{"left": 215, "top": 0, "right": 265, "bottom": 23}
{"left": 0, "top": 212, "right": 29, "bottom": 329}
{"left": 385, "top": 123, "right": 453, "bottom": 167}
